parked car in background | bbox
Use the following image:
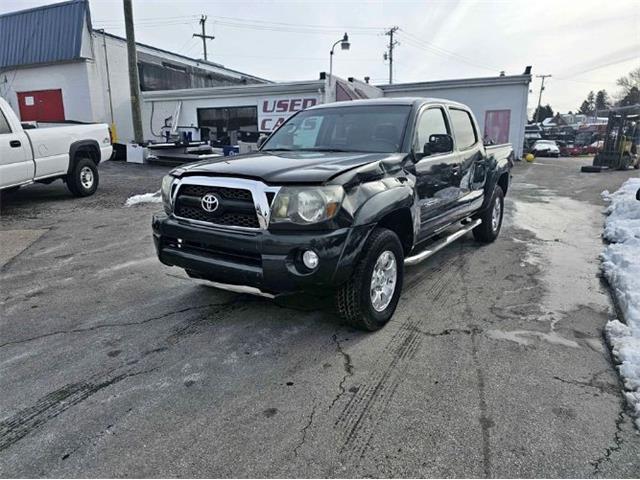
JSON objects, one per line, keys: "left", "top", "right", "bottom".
{"left": 153, "top": 98, "right": 513, "bottom": 330}
{"left": 0, "top": 97, "right": 112, "bottom": 196}
{"left": 532, "top": 139, "right": 560, "bottom": 157}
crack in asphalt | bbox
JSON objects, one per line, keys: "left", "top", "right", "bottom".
{"left": 408, "top": 325, "right": 477, "bottom": 337}
{"left": 0, "top": 300, "right": 239, "bottom": 349}
{"left": 590, "top": 407, "right": 626, "bottom": 474}
{"left": 293, "top": 402, "right": 317, "bottom": 458}
{"left": 328, "top": 333, "right": 354, "bottom": 410}
{"left": 552, "top": 372, "right": 619, "bottom": 397}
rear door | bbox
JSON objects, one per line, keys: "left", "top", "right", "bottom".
{"left": 410, "top": 105, "right": 462, "bottom": 239}
{"left": 0, "top": 107, "right": 33, "bottom": 189}
{"left": 448, "top": 107, "right": 485, "bottom": 214}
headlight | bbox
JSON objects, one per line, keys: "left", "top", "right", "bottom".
{"left": 270, "top": 186, "right": 344, "bottom": 225}
{"left": 161, "top": 175, "right": 176, "bottom": 214}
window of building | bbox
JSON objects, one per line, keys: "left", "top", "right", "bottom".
{"left": 197, "top": 106, "right": 258, "bottom": 145}
{"left": 449, "top": 108, "right": 478, "bottom": 149}
{"left": 484, "top": 110, "right": 511, "bottom": 145}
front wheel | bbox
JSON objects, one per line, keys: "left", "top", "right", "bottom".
{"left": 473, "top": 185, "right": 504, "bottom": 243}
{"left": 67, "top": 158, "right": 99, "bottom": 197}
{"left": 335, "top": 228, "right": 404, "bottom": 331}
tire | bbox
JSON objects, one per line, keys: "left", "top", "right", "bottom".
{"left": 473, "top": 185, "right": 504, "bottom": 243}
{"left": 335, "top": 228, "right": 404, "bottom": 331}
{"left": 67, "top": 157, "right": 99, "bottom": 197}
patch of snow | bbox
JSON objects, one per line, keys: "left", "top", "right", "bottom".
{"left": 125, "top": 190, "right": 161, "bottom": 207}
{"left": 601, "top": 177, "right": 640, "bottom": 428}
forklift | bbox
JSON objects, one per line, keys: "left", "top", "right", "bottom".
{"left": 581, "top": 104, "right": 640, "bottom": 172}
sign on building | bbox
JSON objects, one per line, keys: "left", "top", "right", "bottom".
{"left": 258, "top": 95, "right": 319, "bottom": 132}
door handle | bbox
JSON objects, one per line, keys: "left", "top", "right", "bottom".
{"left": 9, "top": 140, "right": 21, "bottom": 148}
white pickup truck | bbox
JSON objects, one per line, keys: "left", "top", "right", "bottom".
{"left": 0, "top": 97, "right": 113, "bottom": 196}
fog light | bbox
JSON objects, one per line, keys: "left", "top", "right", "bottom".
{"left": 302, "top": 250, "right": 319, "bottom": 269}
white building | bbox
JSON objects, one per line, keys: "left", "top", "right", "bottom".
{"left": 141, "top": 75, "right": 382, "bottom": 145}
{"left": 0, "top": 0, "right": 268, "bottom": 153}
{"left": 142, "top": 72, "right": 532, "bottom": 157}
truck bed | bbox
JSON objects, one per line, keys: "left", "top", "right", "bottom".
{"left": 485, "top": 143, "right": 513, "bottom": 161}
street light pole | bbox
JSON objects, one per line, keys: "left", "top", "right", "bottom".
{"left": 329, "top": 33, "right": 350, "bottom": 87}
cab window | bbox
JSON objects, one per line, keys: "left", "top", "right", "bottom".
{"left": 0, "top": 110, "right": 11, "bottom": 134}
{"left": 414, "top": 107, "right": 449, "bottom": 152}
{"left": 449, "top": 108, "right": 477, "bottom": 149}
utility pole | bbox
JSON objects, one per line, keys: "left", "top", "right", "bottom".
{"left": 534, "top": 74, "right": 552, "bottom": 125}
{"left": 193, "top": 15, "right": 215, "bottom": 61}
{"left": 123, "top": 0, "right": 143, "bottom": 144}
{"left": 383, "top": 26, "right": 399, "bottom": 84}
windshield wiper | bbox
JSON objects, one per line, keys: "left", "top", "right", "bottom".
{"left": 262, "top": 147, "right": 294, "bottom": 152}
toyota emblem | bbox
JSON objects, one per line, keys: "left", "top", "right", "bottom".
{"left": 201, "top": 193, "right": 220, "bottom": 213}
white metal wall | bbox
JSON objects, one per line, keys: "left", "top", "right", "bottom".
{"left": 91, "top": 32, "right": 136, "bottom": 144}
{"left": 0, "top": 61, "right": 96, "bottom": 123}
{"left": 383, "top": 82, "right": 529, "bottom": 157}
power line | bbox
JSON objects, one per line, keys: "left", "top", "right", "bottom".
{"left": 397, "top": 28, "right": 500, "bottom": 72}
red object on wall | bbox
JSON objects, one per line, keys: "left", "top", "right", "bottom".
{"left": 484, "top": 110, "right": 511, "bottom": 144}
{"left": 17, "top": 89, "right": 66, "bottom": 122}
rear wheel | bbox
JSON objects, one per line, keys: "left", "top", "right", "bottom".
{"left": 473, "top": 185, "right": 504, "bottom": 243}
{"left": 335, "top": 228, "right": 404, "bottom": 331}
{"left": 67, "top": 157, "right": 98, "bottom": 197}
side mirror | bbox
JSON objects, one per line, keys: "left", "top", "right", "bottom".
{"left": 257, "top": 134, "right": 268, "bottom": 149}
{"left": 636, "top": 188, "right": 640, "bottom": 201}
{"left": 424, "top": 134, "right": 453, "bottom": 155}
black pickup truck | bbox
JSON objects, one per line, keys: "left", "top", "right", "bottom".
{"left": 152, "top": 98, "right": 513, "bottom": 330}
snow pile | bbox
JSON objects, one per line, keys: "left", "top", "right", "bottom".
{"left": 125, "top": 190, "right": 162, "bottom": 207}
{"left": 601, "top": 177, "right": 640, "bottom": 427}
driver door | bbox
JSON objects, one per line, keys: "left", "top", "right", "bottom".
{"left": 410, "top": 106, "right": 461, "bottom": 240}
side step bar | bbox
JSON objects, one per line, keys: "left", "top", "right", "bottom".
{"left": 404, "top": 219, "right": 482, "bottom": 266}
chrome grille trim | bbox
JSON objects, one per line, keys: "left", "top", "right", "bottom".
{"left": 170, "top": 176, "right": 280, "bottom": 231}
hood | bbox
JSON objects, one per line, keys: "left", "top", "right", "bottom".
{"left": 175, "top": 151, "right": 404, "bottom": 184}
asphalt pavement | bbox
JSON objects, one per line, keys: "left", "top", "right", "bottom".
{"left": 1, "top": 157, "right": 639, "bottom": 477}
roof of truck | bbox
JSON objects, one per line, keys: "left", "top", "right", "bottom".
{"left": 308, "top": 97, "right": 470, "bottom": 110}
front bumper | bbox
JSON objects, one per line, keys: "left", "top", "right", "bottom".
{"left": 152, "top": 214, "right": 374, "bottom": 295}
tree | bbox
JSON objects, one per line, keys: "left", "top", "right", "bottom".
{"left": 616, "top": 67, "right": 640, "bottom": 106}
{"left": 619, "top": 86, "right": 640, "bottom": 107}
{"left": 578, "top": 91, "right": 596, "bottom": 115}
{"left": 595, "top": 90, "right": 610, "bottom": 112}
{"left": 531, "top": 104, "right": 554, "bottom": 123}
{"left": 616, "top": 67, "right": 640, "bottom": 95}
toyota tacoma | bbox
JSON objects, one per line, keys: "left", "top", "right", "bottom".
{"left": 152, "top": 98, "right": 513, "bottom": 330}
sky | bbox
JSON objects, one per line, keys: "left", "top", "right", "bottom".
{"left": 2, "top": 0, "right": 639, "bottom": 116}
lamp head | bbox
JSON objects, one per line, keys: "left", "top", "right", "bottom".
{"left": 341, "top": 32, "right": 350, "bottom": 50}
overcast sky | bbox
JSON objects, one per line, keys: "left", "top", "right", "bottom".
{"left": 2, "top": 0, "right": 639, "bottom": 115}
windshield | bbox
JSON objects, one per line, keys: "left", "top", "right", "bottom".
{"left": 261, "top": 105, "right": 411, "bottom": 153}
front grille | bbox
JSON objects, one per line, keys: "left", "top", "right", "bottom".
{"left": 174, "top": 184, "right": 260, "bottom": 229}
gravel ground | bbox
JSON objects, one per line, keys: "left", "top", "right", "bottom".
{"left": 1, "top": 157, "right": 639, "bottom": 477}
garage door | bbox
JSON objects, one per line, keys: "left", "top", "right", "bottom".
{"left": 17, "top": 89, "right": 66, "bottom": 122}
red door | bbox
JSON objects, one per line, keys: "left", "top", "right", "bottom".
{"left": 17, "top": 89, "right": 66, "bottom": 122}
